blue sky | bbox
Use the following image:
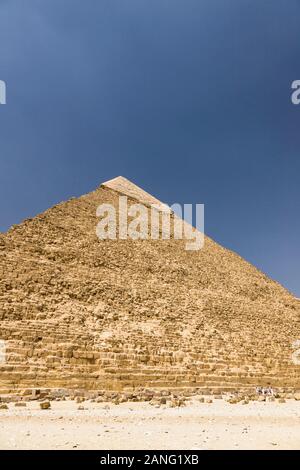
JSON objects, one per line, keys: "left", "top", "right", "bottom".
{"left": 0, "top": 0, "right": 299, "bottom": 296}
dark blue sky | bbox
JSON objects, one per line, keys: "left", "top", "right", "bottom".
{"left": 0, "top": 0, "right": 299, "bottom": 296}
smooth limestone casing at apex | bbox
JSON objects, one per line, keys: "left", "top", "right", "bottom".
{"left": 0, "top": 176, "right": 300, "bottom": 396}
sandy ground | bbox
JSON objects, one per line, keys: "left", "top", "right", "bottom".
{"left": 1, "top": 399, "right": 300, "bottom": 450}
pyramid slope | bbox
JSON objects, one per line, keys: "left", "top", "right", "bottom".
{"left": 0, "top": 178, "right": 299, "bottom": 394}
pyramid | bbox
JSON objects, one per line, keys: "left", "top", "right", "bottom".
{"left": 0, "top": 176, "right": 300, "bottom": 396}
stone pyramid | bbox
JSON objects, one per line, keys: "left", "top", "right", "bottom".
{"left": 0, "top": 176, "right": 300, "bottom": 396}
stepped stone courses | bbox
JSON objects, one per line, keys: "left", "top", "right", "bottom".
{"left": 0, "top": 176, "right": 300, "bottom": 397}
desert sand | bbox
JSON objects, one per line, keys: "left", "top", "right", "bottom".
{"left": 1, "top": 399, "right": 300, "bottom": 450}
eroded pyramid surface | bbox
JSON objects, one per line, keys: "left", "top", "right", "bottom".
{"left": 0, "top": 177, "right": 300, "bottom": 395}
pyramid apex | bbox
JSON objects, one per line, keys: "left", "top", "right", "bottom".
{"left": 102, "top": 176, "right": 131, "bottom": 187}
{"left": 101, "top": 176, "right": 166, "bottom": 209}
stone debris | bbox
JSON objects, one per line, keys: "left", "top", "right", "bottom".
{"left": 228, "top": 397, "right": 239, "bottom": 405}
{"left": 40, "top": 401, "right": 51, "bottom": 410}
{"left": 266, "top": 396, "right": 275, "bottom": 402}
{"left": 75, "top": 397, "right": 85, "bottom": 404}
